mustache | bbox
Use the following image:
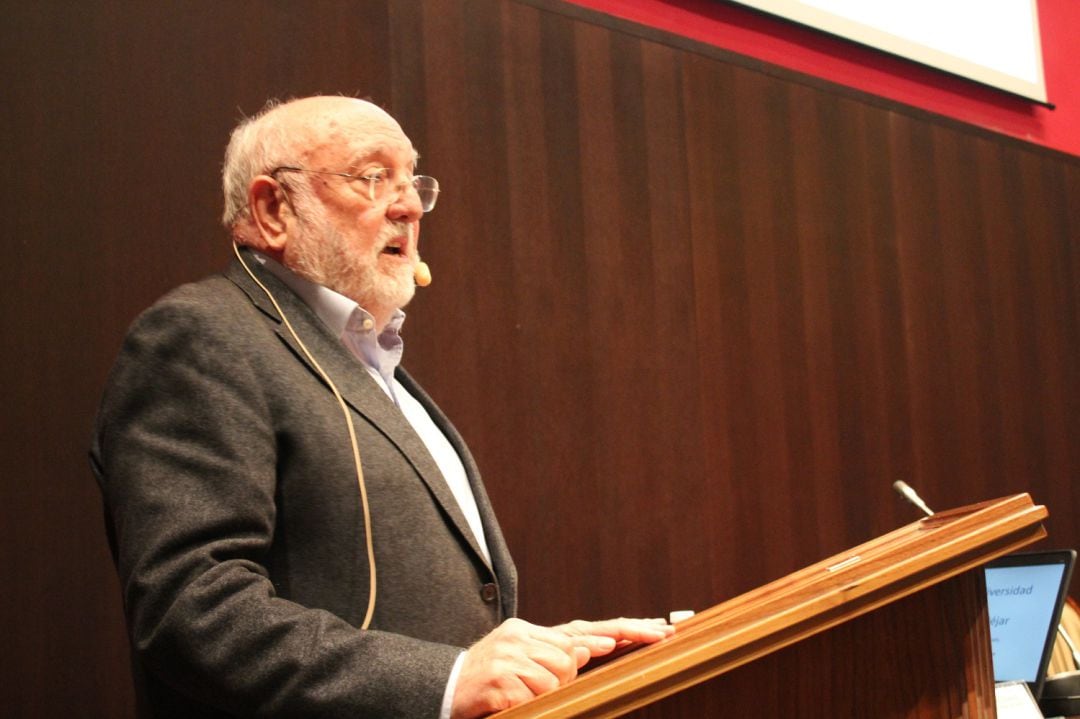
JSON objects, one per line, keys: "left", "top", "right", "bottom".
{"left": 379, "top": 221, "right": 412, "bottom": 242}
{"left": 376, "top": 221, "right": 417, "bottom": 256}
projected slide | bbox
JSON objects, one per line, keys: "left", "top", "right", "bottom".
{"left": 729, "top": 0, "right": 1047, "bottom": 102}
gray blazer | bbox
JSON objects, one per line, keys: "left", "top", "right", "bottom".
{"left": 91, "top": 252, "right": 517, "bottom": 718}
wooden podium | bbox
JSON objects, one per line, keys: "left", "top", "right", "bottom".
{"left": 495, "top": 494, "right": 1048, "bottom": 718}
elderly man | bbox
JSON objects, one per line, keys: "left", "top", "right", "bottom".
{"left": 91, "top": 96, "right": 672, "bottom": 718}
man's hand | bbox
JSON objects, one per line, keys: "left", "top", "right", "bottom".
{"left": 554, "top": 616, "right": 674, "bottom": 661}
{"left": 450, "top": 617, "right": 674, "bottom": 719}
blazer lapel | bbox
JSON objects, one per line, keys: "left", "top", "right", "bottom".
{"left": 398, "top": 370, "right": 517, "bottom": 612}
{"left": 223, "top": 255, "right": 493, "bottom": 573}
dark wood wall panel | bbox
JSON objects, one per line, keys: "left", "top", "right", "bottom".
{"left": 403, "top": 0, "right": 1079, "bottom": 620}
{"left": 404, "top": 0, "right": 1080, "bottom": 617}
{"left": 3, "top": 0, "right": 1076, "bottom": 715}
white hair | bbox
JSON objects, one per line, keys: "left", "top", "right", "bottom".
{"left": 220, "top": 100, "right": 295, "bottom": 230}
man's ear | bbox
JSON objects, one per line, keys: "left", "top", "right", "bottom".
{"left": 248, "top": 175, "right": 291, "bottom": 253}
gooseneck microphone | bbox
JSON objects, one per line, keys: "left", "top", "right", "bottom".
{"left": 414, "top": 261, "right": 431, "bottom": 287}
{"left": 892, "top": 480, "right": 935, "bottom": 517}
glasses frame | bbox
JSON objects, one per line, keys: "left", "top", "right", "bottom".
{"left": 269, "top": 165, "right": 440, "bottom": 212}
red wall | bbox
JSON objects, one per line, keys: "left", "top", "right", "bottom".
{"left": 566, "top": 0, "right": 1080, "bottom": 158}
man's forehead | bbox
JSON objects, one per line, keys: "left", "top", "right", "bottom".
{"left": 342, "top": 134, "right": 419, "bottom": 165}
{"left": 294, "top": 101, "right": 418, "bottom": 166}
{"left": 309, "top": 138, "right": 419, "bottom": 173}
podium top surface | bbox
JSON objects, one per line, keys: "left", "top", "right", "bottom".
{"left": 494, "top": 493, "right": 1048, "bottom": 719}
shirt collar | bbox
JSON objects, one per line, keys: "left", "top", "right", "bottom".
{"left": 250, "top": 251, "right": 407, "bottom": 381}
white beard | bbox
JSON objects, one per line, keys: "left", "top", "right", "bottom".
{"left": 286, "top": 191, "right": 416, "bottom": 315}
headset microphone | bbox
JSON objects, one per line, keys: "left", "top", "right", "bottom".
{"left": 414, "top": 261, "right": 432, "bottom": 287}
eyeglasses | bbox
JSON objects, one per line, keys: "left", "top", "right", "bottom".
{"left": 270, "top": 166, "right": 440, "bottom": 212}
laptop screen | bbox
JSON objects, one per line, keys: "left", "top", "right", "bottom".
{"left": 985, "top": 550, "right": 1075, "bottom": 697}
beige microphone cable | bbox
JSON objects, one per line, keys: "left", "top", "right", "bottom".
{"left": 232, "top": 241, "right": 378, "bottom": 630}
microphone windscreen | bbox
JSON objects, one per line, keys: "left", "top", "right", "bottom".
{"left": 414, "top": 261, "right": 432, "bottom": 287}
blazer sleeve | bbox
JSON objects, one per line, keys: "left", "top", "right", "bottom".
{"left": 91, "top": 285, "right": 461, "bottom": 718}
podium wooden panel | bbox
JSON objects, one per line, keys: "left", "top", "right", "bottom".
{"left": 496, "top": 494, "right": 1048, "bottom": 718}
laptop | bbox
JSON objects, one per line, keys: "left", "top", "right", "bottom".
{"left": 985, "top": 549, "right": 1076, "bottom": 700}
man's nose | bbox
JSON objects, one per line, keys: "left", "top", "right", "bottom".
{"left": 386, "top": 182, "right": 424, "bottom": 222}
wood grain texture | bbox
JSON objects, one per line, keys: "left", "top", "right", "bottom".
{"left": 2, "top": 0, "right": 1077, "bottom": 715}
{"left": 494, "top": 494, "right": 1045, "bottom": 718}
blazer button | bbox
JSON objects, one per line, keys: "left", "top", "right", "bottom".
{"left": 480, "top": 583, "right": 498, "bottom": 604}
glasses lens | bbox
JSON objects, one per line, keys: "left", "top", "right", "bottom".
{"left": 413, "top": 175, "right": 440, "bottom": 212}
